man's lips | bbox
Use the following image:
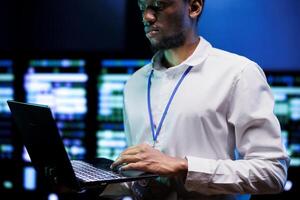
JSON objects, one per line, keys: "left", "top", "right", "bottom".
{"left": 145, "top": 27, "right": 159, "bottom": 38}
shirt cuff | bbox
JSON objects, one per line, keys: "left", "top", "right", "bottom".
{"left": 184, "top": 156, "right": 217, "bottom": 192}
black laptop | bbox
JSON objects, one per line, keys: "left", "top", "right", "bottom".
{"left": 7, "top": 100, "right": 157, "bottom": 192}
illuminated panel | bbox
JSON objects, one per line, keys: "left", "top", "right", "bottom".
{"left": 23, "top": 166, "right": 36, "bottom": 190}
{"left": 267, "top": 73, "right": 300, "bottom": 167}
{"left": 97, "top": 59, "right": 150, "bottom": 160}
{"left": 24, "top": 59, "right": 88, "bottom": 160}
{"left": 0, "top": 60, "right": 14, "bottom": 159}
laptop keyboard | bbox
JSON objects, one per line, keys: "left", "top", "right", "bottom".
{"left": 71, "top": 160, "right": 122, "bottom": 182}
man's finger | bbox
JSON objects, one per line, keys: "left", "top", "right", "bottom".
{"left": 121, "top": 143, "right": 151, "bottom": 156}
{"left": 111, "top": 154, "right": 142, "bottom": 169}
{"left": 121, "top": 162, "right": 147, "bottom": 171}
{"left": 120, "top": 147, "right": 141, "bottom": 156}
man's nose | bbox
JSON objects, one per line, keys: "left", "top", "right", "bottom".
{"left": 142, "top": 9, "right": 156, "bottom": 25}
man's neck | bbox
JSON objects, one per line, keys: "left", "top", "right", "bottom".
{"left": 162, "top": 37, "right": 200, "bottom": 68}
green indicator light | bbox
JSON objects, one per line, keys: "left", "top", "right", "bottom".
{"left": 3, "top": 180, "right": 13, "bottom": 189}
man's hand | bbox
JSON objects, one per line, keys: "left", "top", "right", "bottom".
{"left": 111, "top": 143, "right": 188, "bottom": 177}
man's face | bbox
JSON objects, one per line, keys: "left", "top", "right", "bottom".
{"left": 138, "top": 0, "right": 191, "bottom": 51}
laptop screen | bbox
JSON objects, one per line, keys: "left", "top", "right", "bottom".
{"left": 7, "top": 100, "right": 80, "bottom": 190}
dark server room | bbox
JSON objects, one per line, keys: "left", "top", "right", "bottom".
{"left": 0, "top": 0, "right": 299, "bottom": 199}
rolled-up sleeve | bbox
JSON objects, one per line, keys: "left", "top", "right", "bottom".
{"left": 184, "top": 63, "right": 290, "bottom": 195}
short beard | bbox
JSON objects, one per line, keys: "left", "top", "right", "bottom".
{"left": 150, "top": 31, "right": 186, "bottom": 52}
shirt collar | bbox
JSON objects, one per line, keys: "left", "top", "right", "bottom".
{"left": 149, "top": 36, "right": 212, "bottom": 76}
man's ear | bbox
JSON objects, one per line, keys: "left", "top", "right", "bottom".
{"left": 189, "top": 0, "right": 203, "bottom": 19}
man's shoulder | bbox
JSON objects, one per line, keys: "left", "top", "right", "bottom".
{"left": 210, "top": 47, "right": 252, "bottom": 64}
{"left": 208, "top": 46, "right": 258, "bottom": 71}
{"left": 124, "top": 63, "right": 151, "bottom": 92}
{"left": 129, "top": 63, "right": 151, "bottom": 81}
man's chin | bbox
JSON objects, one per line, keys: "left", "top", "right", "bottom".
{"left": 148, "top": 34, "right": 186, "bottom": 52}
{"left": 148, "top": 39, "right": 172, "bottom": 52}
{"left": 148, "top": 41, "right": 162, "bottom": 52}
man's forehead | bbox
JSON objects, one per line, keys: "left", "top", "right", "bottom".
{"left": 138, "top": 0, "right": 155, "bottom": 4}
{"left": 138, "top": 0, "right": 173, "bottom": 5}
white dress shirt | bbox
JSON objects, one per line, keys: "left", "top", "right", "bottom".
{"left": 103, "top": 37, "right": 290, "bottom": 200}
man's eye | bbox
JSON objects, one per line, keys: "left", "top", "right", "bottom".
{"left": 139, "top": 5, "right": 145, "bottom": 12}
{"left": 138, "top": 1, "right": 167, "bottom": 13}
{"left": 153, "top": 2, "right": 166, "bottom": 11}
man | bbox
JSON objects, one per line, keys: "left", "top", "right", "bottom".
{"left": 107, "top": 0, "right": 289, "bottom": 199}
